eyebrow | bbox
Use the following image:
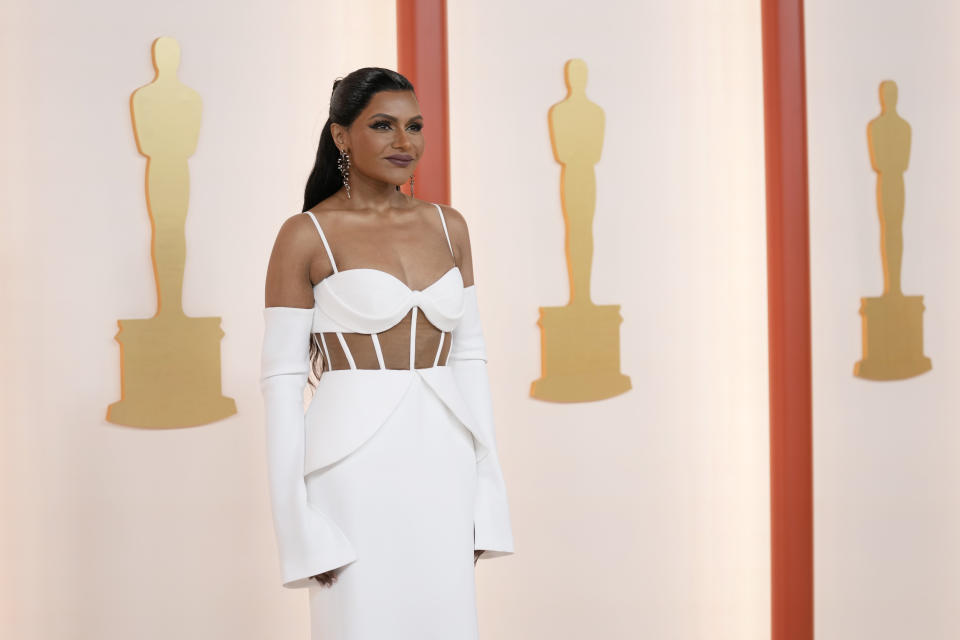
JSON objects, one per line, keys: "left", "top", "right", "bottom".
{"left": 367, "top": 113, "right": 423, "bottom": 122}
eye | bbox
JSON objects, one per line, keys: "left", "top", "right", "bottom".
{"left": 371, "top": 120, "right": 423, "bottom": 132}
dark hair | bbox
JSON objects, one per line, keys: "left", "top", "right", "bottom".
{"left": 302, "top": 67, "right": 416, "bottom": 213}
{"left": 304, "top": 67, "right": 416, "bottom": 387}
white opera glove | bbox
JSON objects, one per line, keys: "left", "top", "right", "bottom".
{"left": 448, "top": 285, "right": 515, "bottom": 558}
{"left": 260, "top": 306, "right": 357, "bottom": 588}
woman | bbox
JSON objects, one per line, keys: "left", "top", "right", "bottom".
{"left": 259, "top": 67, "right": 514, "bottom": 638}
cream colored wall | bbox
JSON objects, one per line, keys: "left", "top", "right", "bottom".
{"left": 1, "top": 1, "right": 770, "bottom": 638}
{"left": 447, "top": 3, "right": 770, "bottom": 638}
{"left": 806, "top": 2, "right": 960, "bottom": 638}
{"left": 0, "top": 1, "right": 395, "bottom": 638}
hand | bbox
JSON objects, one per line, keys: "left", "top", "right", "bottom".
{"left": 310, "top": 566, "right": 343, "bottom": 588}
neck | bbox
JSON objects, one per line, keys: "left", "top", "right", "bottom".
{"left": 342, "top": 170, "right": 412, "bottom": 213}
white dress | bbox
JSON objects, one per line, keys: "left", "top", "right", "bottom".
{"left": 259, "top": 203, "right": 515, "bottom": 639}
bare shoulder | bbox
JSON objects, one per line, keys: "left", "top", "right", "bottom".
{"left": 435, "top": 201, "right": 467, "bottom": 224}
{"left": 274, "top": 210, "right": 319, "bottom": 250}
{"left": 434, "top": 202, "right": 475, "bottom": 286}
{"left": 434, "top": 202, "right": 471, "bottom": 248}
{"left": 264, "top": 211, "right": 319, "bottom": 308}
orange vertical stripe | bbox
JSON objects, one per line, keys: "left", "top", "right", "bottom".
{"left": 761, "top": 1, "right": 814, "bottom": 639}
{"left": 396, "top": 0, "right": 450, "bottom": 205}
{"left": 399, "top": 3, "right": 813, "bottom": 635}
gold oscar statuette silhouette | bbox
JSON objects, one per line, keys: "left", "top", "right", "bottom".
{"left": 854, "top": 80, "right": 931, "bottom": 381}
{"left": 530, "top": 59, "right": 631, "bottom": 402}
{"left": 107, "top": 37, "right": 237, "bottom": 427}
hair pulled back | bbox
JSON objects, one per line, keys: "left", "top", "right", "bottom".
{"left": 302, "top": 67, "right": 416, "bottom": 212}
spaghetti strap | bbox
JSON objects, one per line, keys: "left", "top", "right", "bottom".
{"left": 433, "top": 203, "right": 455, "bottom": 259}
{"left": 304, "top": 211, "right": 338, "bottom": 273}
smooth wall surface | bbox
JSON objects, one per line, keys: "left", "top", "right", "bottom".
{"left": 447, "top": 3, "right": 770, "bottom": 638}
{"left": 0, "top": 1, "right": 396, "bottom": 638}
{"left": 806, "top": 2, "right": 960, "bottom": 638}
{"left": 2, "top": 1, "right": 770, "bottom": 639}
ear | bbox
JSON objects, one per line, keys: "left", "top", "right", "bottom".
{"left": 329, "top": 122, "right": 348, "bottom": 152}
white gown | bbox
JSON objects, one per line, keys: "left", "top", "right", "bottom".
{"left": 259, "top": 203, "right": 515, "bottom": 639}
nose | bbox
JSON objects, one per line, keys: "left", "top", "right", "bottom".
{"left": 393, "top": 127, "right": 412, "bottom": 149}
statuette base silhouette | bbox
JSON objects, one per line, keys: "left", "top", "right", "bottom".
{"left": 854, "top": 294, "right": 931, "bottom": 381}
{"left": 531, "top": 303, "right": 631, "bottom": 402}
{"left": 107, "top": 314, "right": 237, "bottom": 427}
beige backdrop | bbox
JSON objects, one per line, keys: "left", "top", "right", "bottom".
{"left": 806, "top": 2, "right": 960, "bottom": 638}
{"left": 1, "top": 1, "right": 770, "bottom": 638}
{"left": 0, "top": 1, "right": 396, "bottom": 638}
{"left": 448, "top": 2, "right": 770, "bottom": 638}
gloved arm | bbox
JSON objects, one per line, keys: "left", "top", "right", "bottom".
{"left": 260, "top": 306, "right": 357, "bottom": 588}
{"left": 447, "top": 284, "right": 515, "bottom": 559}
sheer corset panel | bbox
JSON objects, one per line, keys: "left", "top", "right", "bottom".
{"left": 304, "top": 202, "right": 465, "bottom": 371}
{"left": 320, "top": 311, "right": 452, "bottom": 371}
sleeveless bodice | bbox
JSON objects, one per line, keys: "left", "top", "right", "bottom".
{"left": 313, "top": 265, "right": 465, "bottom": 334}
{"left": 304, "top": 202, "right": 465, "bottom": 371}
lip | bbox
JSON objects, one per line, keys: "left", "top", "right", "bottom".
{"left": 386, "top": 157, "right": 413, "bottom": 166}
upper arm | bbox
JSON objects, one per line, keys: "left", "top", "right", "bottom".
{"left": 264, "top": 213, "right": 316, "bottom": 309}
{"left": 440, "top": 204, "right": 475, "bottom": 287}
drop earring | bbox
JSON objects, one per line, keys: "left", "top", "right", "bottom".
{"left": 337, "top": 148, "right": 351, "bottom": 199}
{"left": 409, "top": 174, "right": 415, "bottom": 198}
